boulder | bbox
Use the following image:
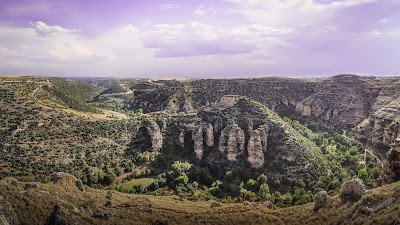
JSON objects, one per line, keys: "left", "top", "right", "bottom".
{"left": 340, "top": 178, "right": 366, "bottom": 202}
{"left": 24, "top": 183, "right": 39, "bottom": 190}
{"left": 313, "top": 191, "right": 328, "bottom": 212}
{"left": 51, "top": 173, "right": 85, "bottom": 192}
{"left": 264, "top": 201, "right": 276, "bottom": 210}
{"left": 45, "top": 204, "right": 82, "bottom": 225}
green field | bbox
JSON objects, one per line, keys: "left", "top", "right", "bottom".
{"left": 116, "top": 178, "right": 155, "bottom": 192}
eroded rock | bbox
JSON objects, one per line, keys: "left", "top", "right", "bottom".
{"left": 340, "top": 178, "right": 366, "bottom": 202}
{"left": 45, "top": 204, "right": 82, "bottom": 225}
{"left": 51, "top": 173, "right": 85, "bottom": 192}
{"left": 219, "top": 120, "right": 245, "bottom": 161}
{"left": 314, "top": 191, "right": 328, "bottom": 212}
{"left": 192, "top": 126, "right": 204, "bottom": 159}
{"left": 247, "top": 125, "right": 268, "bottom": 168}
{"left": 381, "top": 140, "right": 400, "bottom": 184}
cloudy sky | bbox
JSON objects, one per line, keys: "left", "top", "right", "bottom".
{"left": 0, "top": 0, "right": 399, "bottom": 77}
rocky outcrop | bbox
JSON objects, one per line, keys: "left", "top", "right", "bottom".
{"left": 24, "top": 183, "right": 39, "bottom": 190}
{"left": 296, "top": 75, "right": 379, "bottom": 130}
{"left": 219, "top": 120, "right": 245, "bottom": 161}
{"left": 313, "top": 191, "right": 328, "bottom": 212}
{"left": 178, "top": 130, "right": 185, "bottom": 148}
{"left": 192, "top": 126, "right": 204, "bottom": 159}
{"left": 204, "top": 123, "right": 214, "bottom": 147}
{"left": 146, "top": 121, "right": 163, "bottom": 152}
{"left": 51, "top": 173, "right": 85, "bottom": 192}
{"left": 340, "top": 178, "right": 366, "bottom": 202}
{"left": 45, "top": 204, "right": 82, "bottom": 225}
{"left": 354, "top": 99, "right": 400, "bottom": 151}
{"left": 381, "top": 139, "right": 400, "bottom": 184}
{"left": 247, "top": 125, "right": 269, "bottom": 168}
{"left": 0, "top": 195, "right": 18, "bottom": 225}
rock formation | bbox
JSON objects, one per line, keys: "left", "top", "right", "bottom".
{"left": 144, "top": 120, "right": 163, "bottom": 152}
{"left": 0, "top": 195, "right": 18, "bottom": 225}
{"left": 24, "top": 183, "right": 39, "bottom": 190}
{"left": 219, "top": 120, "right": 245, "bottom": 161}
{"left": 192, "top": 126, "right": 204, "bottom": 159}
{"left": 204, "top": 123, "right": 214, "bottom": 147}
{"left": 313, "top": 191, "right": 328, "bottom": 212}
{"left": 340, "top": 178, "right": 366, "bottom": 202}
{"left": 45, "top": 204, "right": 82, "bottom": 225}
{"left": 296, "top": 75, "right": 379, "bottom": 130}
{"left": 381, "top": 139, "right": 400, "bottom": 184}
{"left": 247, "top": 125, "right": 268, "bottom": 168}
{"left": 178, "top": 130, "right": 185, "bottom": 148}
{"left": 51, "top": 173, "right": 85, "bottom": 192}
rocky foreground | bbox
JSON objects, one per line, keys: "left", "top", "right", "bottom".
{"left": 0, "top": 176, "right": 399, "bottom": 225}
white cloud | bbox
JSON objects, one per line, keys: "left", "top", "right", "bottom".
{"left": 194, "top": 5, "right": 217, "bottom": 16}
{"left": 32, "top": 21, "right": 79, "bottom": 37}
{"left": 141, "top": 21, "right": 295, "bottom": 57}
{"left": 0, "top": 21, "right": 109, "bottom": 62}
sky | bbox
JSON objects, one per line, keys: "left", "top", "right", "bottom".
{"left": 0, "top": 0, "right": 399, "bottom": 78}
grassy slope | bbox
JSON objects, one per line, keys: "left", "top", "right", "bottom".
{"left": 115, "top": 178, "right": 156, "bottom": 192}
{"left": 1, "top": 180, "right": 399, "bottom": 225}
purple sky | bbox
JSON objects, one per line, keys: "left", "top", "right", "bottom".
{"left": 0, "top": 0, "right": 399, "bottom": 77}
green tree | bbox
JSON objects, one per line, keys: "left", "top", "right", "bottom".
{"left": 257, "top": 174, "right": 268, "bottom": 184}
{"left": 258, "top": 183, "right": 271, "bottom": 201}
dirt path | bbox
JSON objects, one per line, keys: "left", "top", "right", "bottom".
{"left": 30, "top": 85, "right": 42, "bottom": 99}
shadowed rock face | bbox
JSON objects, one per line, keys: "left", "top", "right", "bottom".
{"left": 0, "top": 195, "right": 18, "bottom": 225}
{"left": 45, "top": 204, "right": 82, "bottom": 225}
{"left": 381, "top": 140, "right": 400, "bottom": 184}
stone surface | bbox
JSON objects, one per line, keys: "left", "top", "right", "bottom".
{"left": 144, "top": 120, "right": 163, "bottom": 152}
{"left": 381, "top": 141, "right": 400, "bottom": 184}
{"left": 204, "top": 123, "right": 214, "bottom": 147}
{"left": 24, "top": 183, "right": 39, "bottom": 190}
{"left": 192, "top": 126, "right": 204, "bottom": 159}
{"left": 247, "top": 125, "right": 269, "bottom": 168}
{"left": 340, "top": 178, "right": 366, "bottom": 202}
{"left": 45, "top": 204, "right": 82, "bottom": 225}
{"left": 313, "top": 191, "right": 328, "bottom": 212}
{"left": 219, "top": 120, "right": 245, "bottom": 161}
{"left": 51, "top": 173, "right": 85, "bottom": 192}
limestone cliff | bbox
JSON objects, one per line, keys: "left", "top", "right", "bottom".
{"left": 247, "top": 125, "right": 269, "bottom": 168}
{"left": 218, "top": 120, "right": 245, "bottom": 161}
{"left": 295, "top": 75, "right": 379, "bottom": 130}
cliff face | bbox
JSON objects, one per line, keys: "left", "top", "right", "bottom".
{"left": 295, "top": 75, "right": 379, "bottom": 130}
{"left": 381, "top": 139, "right": 400, "bottom": 184}
{"left": 125, "top": 76, "right": 400, "bottom": 182}
{"left": 130, "top": 78, "right": 317, "bottom": 117}
{"left": 218, "top": 120, "right": 246, "bottom": 161}
{"left": 247, "top": 125, "right": 269, "bottom": 168}
{"left": 143, "top": 95, "right": 327, "bottom": 183}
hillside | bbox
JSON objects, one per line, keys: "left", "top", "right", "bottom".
{"left": 0, "top": 75, "right": 399, "bottom": 225}
{"left": 0, "top": 178, "right": 399, "bottom": 225}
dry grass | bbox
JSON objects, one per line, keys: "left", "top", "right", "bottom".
{"left": 1, "top": 180, "right": 399, "bottom": 225}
